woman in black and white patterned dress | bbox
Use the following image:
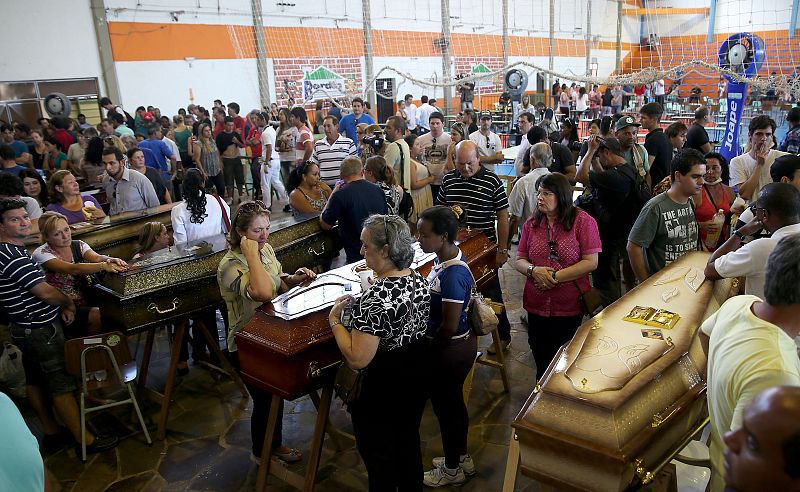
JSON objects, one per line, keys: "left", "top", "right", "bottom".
{"left": 329, "top": 214, "right": 431, "bottom": 491}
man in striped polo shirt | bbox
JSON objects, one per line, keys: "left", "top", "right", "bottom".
{"left": 312, "top": 115, "right": 357, "bottom": 187}
{"left": 0, "top": 198, "right": 118, "bottom": 454}
{"left": 436, "top": 140, "right": 513, "bottom": 351}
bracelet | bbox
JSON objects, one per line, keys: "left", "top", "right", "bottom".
{"left": 329, "top": 319, "right": 340, "bottom": 329}
{"left": 733, "top": 230, "right": 746, "bottom": 240}
{"left": 498, "top": 248, "right": 509, "bottom": 254}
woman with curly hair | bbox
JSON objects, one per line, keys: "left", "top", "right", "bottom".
{"left": 171, "top": 168, "right": 230, "bottom": 244}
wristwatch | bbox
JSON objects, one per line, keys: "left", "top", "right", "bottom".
{"left": 527, "top": 265, "right": 534, "bottom": 278}
{"left": 498, "top": 248, "right": 509, "bottom": 254}
{"left": 733, "top": 230, "right": 746, "bottom": 240}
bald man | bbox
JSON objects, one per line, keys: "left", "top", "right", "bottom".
{"left": 436, "top": 140, "right": 512, "bottom": 351}
{"left": 723, "top": 386, "right": 800, "bottom": 491}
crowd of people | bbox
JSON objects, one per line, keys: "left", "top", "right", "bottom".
{"left": 1, "top": 86, "right": 799, "bottom": 491}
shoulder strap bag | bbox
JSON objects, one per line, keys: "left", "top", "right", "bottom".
{"left": 441, "top": 259, "right": 498, "bottom": 336}
{"left": 396, "top": 142, "right": 414, "bottom": 221}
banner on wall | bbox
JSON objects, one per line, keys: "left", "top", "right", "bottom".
{"left": 301, "top": 66, "right": 346, "bottom": 101}
{"left": 720, "top": 81, "right": 747, "bottom": 163}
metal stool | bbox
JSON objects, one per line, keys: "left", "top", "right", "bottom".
{"left": 64, "top": 331, "right": 152, "bottom": 462}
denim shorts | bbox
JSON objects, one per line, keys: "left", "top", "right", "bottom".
{"left": 10, "top": 320, "right": 76, "bottom": 395}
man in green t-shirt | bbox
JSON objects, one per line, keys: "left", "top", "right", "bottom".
{"left": 627, "top": 149, "right": 705, "bottom": 282}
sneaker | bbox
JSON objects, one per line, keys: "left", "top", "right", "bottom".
{"left": 282, "top": 204, "right": 291, "bottom": 213}
{"left": 84, "top": 433, "right": 119, "bottom": 454}
{"left": 423, "top": 463, "right": 466, "bottom": 487}
{"left": 432, "top": 455, "right": 475, "bottom": 476}
{"left": 486, "top": 338, "right": 511, "bottom": 356}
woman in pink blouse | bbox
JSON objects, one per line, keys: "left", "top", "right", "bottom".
{"left": 514, "top": 173, "right": 601, "bottom": 379}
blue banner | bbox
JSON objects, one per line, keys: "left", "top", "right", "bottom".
{"left": 720, "top": 80, "right": 748, "bottom": 163}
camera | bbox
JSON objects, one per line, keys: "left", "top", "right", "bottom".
{"left": 362, "top": 134, "right": 384, "bottom": 150}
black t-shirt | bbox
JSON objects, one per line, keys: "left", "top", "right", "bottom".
{"left": 588, "top": 163, "right": 638, "bottom": 240}
{"left": 215, "top": 130, "right": 242, "bottom": 153}
{"left": 644, "top": 128, "right": 673, "bottom": 187}
{"left": 521, "top": 141, "right": 574, "bottom": 175}
{"left": 685, "top": 122, "right": 710, "bottom": 152}
{"left": 320, "top": 179, "right": 388, "bottom": 263}
{"left": 143, "top": 166, "right": 168, "bottom": 204}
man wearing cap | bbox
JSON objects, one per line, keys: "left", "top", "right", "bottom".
{"left": 469, "top": 113, "right": 505, "bottom": 173}
{"left": 614, "top": 115, "right": 650, "bottom": 187}
{"left": 577, "top": 136, "right": 641, "bottom": 305}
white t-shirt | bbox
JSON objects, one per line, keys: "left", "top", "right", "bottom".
{"left": 508, "top": 168, "right": 551, "bottom": 222}
{"left": 405, "top": 103, "right": 418, "bottom": 130}
{"left": 729, "top": 149, "right": 788, "bottom": 203}
{"left": 513, "top": 139, "right": 532, "bottom": 177}
{"left": 416, "top": 103, "right": 433, "bottom": 130}
{"left": 469, "top": 130, "right": 504, "bottom": 173}
{"left": 654, "top": 79, "right": 665, "bottom": 96}
{"left": 260, "top": 126, "right": 280, "bottom": 165}
{"left": 171, "top": 193, "right": 230, "bottom": 244}
{"left": 701, "top": 295, "right": 800, "bottom": 492}
{"left": 163, "top": 137, "right": 181, "bottom": 163}
{"left": 417, "top": 131, "right": 451, "bottom": 185}
{"left": 714, "top": 223, "right": 800, "bottom": 299}
{"left": 575, "top": 94, "right": 589, "bottom": 112}
{"left": 32, "top": 240, "right": 90, "bottom": 264}
{"left": 21, "top": 196, "right": 42, "bottom": 220}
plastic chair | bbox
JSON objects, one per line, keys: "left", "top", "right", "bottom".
{"left": 64, "top": 331, "right": 152, "bottom": 462}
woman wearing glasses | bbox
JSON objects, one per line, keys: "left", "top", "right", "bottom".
{"left": 217, "top": 201, "right": 316, "bottom": 465}
{"left": 514, "top": 173, "right": 601, "bottom": 379}
{"left": 328, "top": 214, "right": 430, "bottom": 491}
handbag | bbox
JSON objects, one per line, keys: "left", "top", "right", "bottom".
{"left": 210, "top": 193, "right": 231, "bottom": 233}
{"left": 574, "top": 280, "right": 603, "bottom": 317}
{"left": 441, "top": 259, "right": 498, "bottom": 336}
{"left": 333, "top": 272, "right": 418, "bottom": 406}
{"left": 396, "top": 142, "right": 414, "bottom": 221}
{"left": 70, "top": 240, "right": 99, "bottom": 291}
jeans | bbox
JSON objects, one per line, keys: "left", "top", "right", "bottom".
{"left": 592, "top": 236, "right": 628, "bottom": 307}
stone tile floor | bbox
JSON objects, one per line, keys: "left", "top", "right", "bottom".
{"left": 25, "top": 255, "right": 544, "bottom": 491}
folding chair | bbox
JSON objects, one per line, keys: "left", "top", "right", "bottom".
{"left": 64, "top": 331, "right": 152, "bottom": 462}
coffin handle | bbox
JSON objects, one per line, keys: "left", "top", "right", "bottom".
{"left": 308, "top": 360, "right": 341, "bottom": 379}
{"left": 147, "top": 297, "right": 181, "bottom": 315}
{"left": 308, "top": 243, "right": 326, "bottom": 256}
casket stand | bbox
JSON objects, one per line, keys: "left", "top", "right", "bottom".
{"left": 235, "top": 229, "right": 498, "bottom": 492}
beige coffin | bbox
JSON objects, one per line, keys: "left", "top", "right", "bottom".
{"left": 513, "top": 251, "right": 738, "bottom": 491}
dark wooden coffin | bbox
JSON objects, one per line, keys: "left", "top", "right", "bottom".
{"left": 235, "top": 228, "right": 497, "bottom": 401}
{"left": 512, "top": 252, "right": 739, "bottom": 491}
{"left": 94, "top": 216, "right": 339, "bottom": 334}
{"left": 25, "top": 203, "right": 178, "bottom": 259}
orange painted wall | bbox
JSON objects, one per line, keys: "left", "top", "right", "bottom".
{"left": 108, "top": 22, "right": 634, "bottom": 62}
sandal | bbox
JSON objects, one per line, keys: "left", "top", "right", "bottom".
{"left": 273, "top": 447, "right": 302, "bottom": 463}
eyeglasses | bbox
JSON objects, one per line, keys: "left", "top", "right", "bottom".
{"left": 382, "top": 215, "right": 390, "bottom": 241}
{"left": 545, "top": 223, "right": 560, "bottom": 262}
{"left": 486, "top": 136, "right": 491, "bottom": 149}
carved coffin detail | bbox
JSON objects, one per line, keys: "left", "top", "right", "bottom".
{"left": 513, "top": 252, "right": 737, "bottom": 491}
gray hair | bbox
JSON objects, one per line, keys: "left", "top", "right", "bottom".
{"left": 530, "top": 142, "right": 552, "bottom": 169}
{"left": 341, "top": 156, "right": 363, "bottom": 177}
{"left": 362, "top": 214, "right": 415, "bottom": 269}
{"left": 764, "top": 234, "right": 800, "bottom": 306}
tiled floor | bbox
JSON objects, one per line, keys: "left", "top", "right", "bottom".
{"left": 24, "top": 226, "right": 542, "bottom": 491}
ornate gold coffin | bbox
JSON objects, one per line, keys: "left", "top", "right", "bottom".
{"left": 235, "top": 229, "right": 497, "bottom": 400}
{"left": 513, "top": 252, "right": 738, "bottom": 491}
{"left": 94, "top": 216, "right": 340, "bottom": 333}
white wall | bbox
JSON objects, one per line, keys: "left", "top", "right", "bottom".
{"left": 115, "top": 58, "right": 262, "bottom": 114}
{"left": 0, "top": 0, "right": 103, "bottom": 84}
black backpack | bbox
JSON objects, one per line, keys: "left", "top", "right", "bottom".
{"left": 618, "top": 162, "right": 652, "bottom": 209}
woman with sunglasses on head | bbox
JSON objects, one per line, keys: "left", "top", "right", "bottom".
{"left": 328, "top": 214, "right": 430, "bottom": 491}
{"left": 416, "top": 206, "right": 477, "bottom": 487}
{"left": 514, "top": 173, "right": 601, "bottom": 379}
{"left": 217, "top": 201, "right": 316, "bottom": 465}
